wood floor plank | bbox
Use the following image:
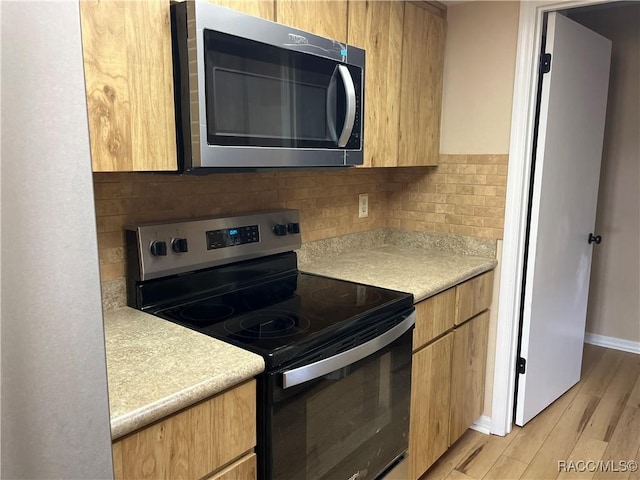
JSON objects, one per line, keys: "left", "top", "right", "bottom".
{"left": 445, "top": 470, "right": 476, "bottom": 480}
{"left": 556, "top": 435, "right": 608, "bottom": 480}
{"left": 584, "top": 356, "right": 640, "bottom": 441}
{"left": 521, "top": 393, "right": 601, "bottom": 480}
{"left": 627, "top": 370, "right": 640, "bottom": 409}
{"left": 593, "top": 406, "right": 640, "bottom": 480}
{"left": 481, "top": 455, "right": 528, "bottom": 480}
{"left": 455, "top": 429, "right": 520, "bottom": 479}
{"left": 422, "top": 430, "right": 487, "bottom": 480}
{"left": 503, "top": 383, "right": 581, "bottom": 465}
{"left": 579, "top": 349, "right": 625, "bottom": 398}
{"left": 582, "top": 344, "right": 607, "bottom": 380}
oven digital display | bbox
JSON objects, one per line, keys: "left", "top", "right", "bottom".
{"left": 206, "top": 225, "right": 259, "bottom": 250}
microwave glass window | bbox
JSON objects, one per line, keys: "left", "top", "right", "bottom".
{"left": 213, "top": 69, "right": 327, "bottom": 140}
{"left": 204, "top": 30, "right": 351, "bottom": 149}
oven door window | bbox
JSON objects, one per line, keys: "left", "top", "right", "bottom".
{"left": 203, "top": 30, "right": 360, "bottom": 149}
{"left": 266, "top": 329, "right": 412, "bottom": 480}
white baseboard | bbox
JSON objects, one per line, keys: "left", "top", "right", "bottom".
{"left": 470, "top": 415, "right": 492, "bottom": 435}
{"left": 584, "top": 332, "right": 640, "bottom": 354}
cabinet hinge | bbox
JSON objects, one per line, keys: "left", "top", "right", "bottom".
{"left": 540, "top": 53, "right": 552, "bottom": 74}
{"left": 517, "top": 357, "right": 526, "bottom": 375}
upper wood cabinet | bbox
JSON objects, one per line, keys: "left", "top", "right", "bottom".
{"left": 79, "top": 0, "right": 177, "bottom": 172}
{"left": 348, "top": 1, "right": 404, "bottom": 168}
{"left": 209, "top": 0, "right": 274, "bottom": 19}
{"left": 348, "top": 1, "right": 446, "bottom": 168}
{"left": 398, "top": 2, "right": 446, "bottom": 167}
{"left": 276, "top": 1, "right": 348, "bottom": 43}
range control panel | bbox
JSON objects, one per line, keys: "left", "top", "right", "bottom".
{"left": 126, "top": 210, "right": 301, "bottom": 281}
{"left": 206, "top": 225, "right": 259, "bottom": 250}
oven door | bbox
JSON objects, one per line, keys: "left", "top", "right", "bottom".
{"left": 261, "top": 313, "right": 414, "bottom": 480}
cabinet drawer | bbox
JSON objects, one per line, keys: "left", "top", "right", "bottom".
{"left": 114, "top": 380, "right": 256, "bottom": 480}
{"left": 455, "top": 271, "right": 494, "bottom": 326}
{"left": 413, "top": 287, "right": 456, "bottom": 351}
{"left": 207, "top": 453, "right": 257, "bottom": 480}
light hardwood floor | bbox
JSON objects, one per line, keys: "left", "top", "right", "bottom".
{"left": 421, "top": 344, "right": 640, "bottom": 480}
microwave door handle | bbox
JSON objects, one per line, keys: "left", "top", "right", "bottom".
{"left": 336, "top": 65, "right": 356, "bottom": 147}
{"left": 281, "top": 312, "right": 415, "bottom": 389}
{"left": 326, "top": 67, "right": 339, "bottom": 143}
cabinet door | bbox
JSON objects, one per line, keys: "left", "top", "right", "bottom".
{"left": 413, "top": 287, "right": 455, "bottom": 351}
{"left": 116, "top": 381, "right": 256, "bottom": 479}
{"left": 398, "top": 2, "right": 445, "bottom": 167}
{"left": 409, "top": 333, "right": 453, "bottom": 480}
{"left": 449, "top": 311, "right": 489, "bottom": 445}
{"left": 348, "top": 1, "right": 403, "bottom": 167}
{"left": 79, "top": 0, "right": 177, "bottom": 172}
{"left": 455, "top": 271, "right": 494, "bottom": 326}
{"left": 276, "top": 1, "right": 347, "bottom": 43}
{"left": 207, "top": 0, "right": 274, "bottom": 19}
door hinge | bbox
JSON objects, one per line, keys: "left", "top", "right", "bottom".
{"left": 517, "top": 357, "right": 527, "bottom": 374}
{"left": 540, "top": 53, "right": 552, "bottom": 74}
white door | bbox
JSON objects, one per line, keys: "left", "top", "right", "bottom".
{"left": 515, "top": 12, "right": 611, "bottom": 426}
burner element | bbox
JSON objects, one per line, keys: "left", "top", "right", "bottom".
{"left": 180, "top": 303, "right": 235, "bottom": 324}
{"left": 226, "top": 311, "right": 311, "bottom": 339}
{"left": 311, "top": 286, "right": 382, "bottom": 307}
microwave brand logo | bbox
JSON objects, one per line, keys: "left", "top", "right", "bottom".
{"left": 288, "top": 33, "right": 309, "bottom": 44}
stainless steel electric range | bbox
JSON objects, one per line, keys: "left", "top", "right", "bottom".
{"left": 126, "top": 210, "right": 414, "bottom": 480}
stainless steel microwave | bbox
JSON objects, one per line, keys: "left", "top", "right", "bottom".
{"left": 170, "top": 0, "right": 365, "bottom": 171}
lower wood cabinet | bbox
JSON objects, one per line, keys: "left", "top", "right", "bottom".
{"left": 455, "top": 271, "right": 494, "bottom": 326}
{"left": 409, "top": 333, "right": 453, "bottom": 479}
{"left": 112, "top": 380, "right": 256, "bottom": 480}
{"left": 449, "top": 311, "right": 490, "bottom": 445}
{"left": 409, "top": 271, "right": 493, "bottom": 479}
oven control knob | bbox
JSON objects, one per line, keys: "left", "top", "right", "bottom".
{"left": 150, "top": 240, "right": 167, "bottom": 257}
{"left": 273, "top": 224, "right": 288, "bottom": 236}
{"left": 171, "top": 237, "right": 189, "bottom": 253}
{"left": 287, "top": 222, "right": 300, "bottom": 234}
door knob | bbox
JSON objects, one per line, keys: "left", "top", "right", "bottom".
{"left": 588, "top": 233, "right": 602, "bottom": 245}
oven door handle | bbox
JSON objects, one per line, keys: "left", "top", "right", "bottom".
{"left": 281, "top": 311, "right": 415, "bottom": 389}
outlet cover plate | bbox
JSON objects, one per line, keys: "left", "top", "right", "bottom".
{"left": 359, "top": 194, "right": 369, "bottom": 218}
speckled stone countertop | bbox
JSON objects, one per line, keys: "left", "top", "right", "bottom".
{"left": 299, "top": 244, "right": 497, "bottom": 303}
{"left": 104, "top": 307, "right": 264, "bottom": 440}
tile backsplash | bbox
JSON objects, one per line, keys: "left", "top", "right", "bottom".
{"left": 94, "top": 154, "right": 507, "bottom": 310}
{"left": 388, "top": 154, "right": 508, "bottom": 239}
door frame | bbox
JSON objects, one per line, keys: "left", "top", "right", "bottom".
{"left": 491, "top": 0, "right": 616, "bottom": 436}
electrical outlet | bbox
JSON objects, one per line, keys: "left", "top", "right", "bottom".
{"left": 359, "top": 194, "right": 369, "bottom": 218}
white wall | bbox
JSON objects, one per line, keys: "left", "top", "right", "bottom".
{"left": 440, "top": 1, "right": 520, "bottom": 155}
{"left": 1, "top": 1, "right": 113, "bottom": 477}
{"left": 570, "top": 4, "right": 640, "bottom": 344}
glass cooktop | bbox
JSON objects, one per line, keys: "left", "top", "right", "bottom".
{"left": 154, "top": 272, "right": 413, "bottom": 368}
